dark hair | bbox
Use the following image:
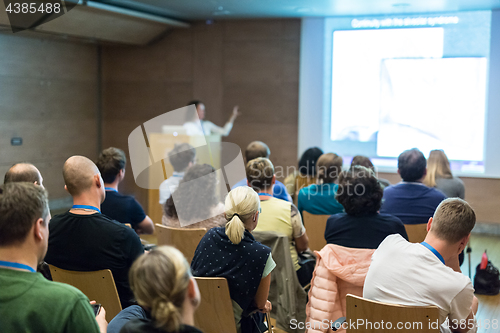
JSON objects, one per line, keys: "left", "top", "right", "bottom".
{"left": 4, "top": 163, "right": 41, "bottom": 185}
{"left": 246, "top": 158, "right": 274, "bottom": 191}
{"left": 96, "top": 147, "right": 127, "bottom": 183}
{"left": 168, "top": 143, "right": 196, "bottom": 172}
{"left": 317, "top": 153, "right": 343, "bottom": 184}
{"left": 0, "top": 183, "right": 49, "bottom": 246}
{"left": 164, "top": 164, "right": 219, "bottom": 221}
{"left": 398, "top": 148, "right": 426, "bottom": 182}
{"left": 245, "top": 141, "right": 270, "bottom": 162}
{"left": 336, "top": 166, "right": 383, "bottom": 216}
{"left": 298, "top": 147, "right": 323, "bottom": 177}
{"left": 187, "top": 100, "right": 203, "bottom": 108}
{"left": 350, "top": 155, "right": 375, "bottom": 172}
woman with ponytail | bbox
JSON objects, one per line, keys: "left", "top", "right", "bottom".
{"left": 191, "top": 186, "right": 275, "bottom": 333}
{"left": 118, "top": 246, "right": 203, "bottom": 333}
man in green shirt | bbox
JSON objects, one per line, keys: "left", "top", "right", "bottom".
{"left": 0, "top": 182, "right": 107, "bottom": 333}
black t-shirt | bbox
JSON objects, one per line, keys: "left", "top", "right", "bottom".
{"left": 324, "top": 213, "right": 408, "bottom": 249}
{"left": 101, "top": 190, "right": 146, "bottom": 228}
{"left": 120, "top": 319, "right": 203, "bottom": 333}
{"left": 44, "top": 211, "right": 144, "bottom": 308}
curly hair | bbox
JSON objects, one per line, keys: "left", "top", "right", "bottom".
{"left": 336, "top": 166, "right": 383, "bottom": 216}
{"left": 164, "top": 164, "right": 219, "bottom": 221}
{"left": 350, "top": 155, "right": 375, "bottom": 172}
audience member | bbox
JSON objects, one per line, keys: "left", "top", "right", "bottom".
{"left": 350, "top": 155, "right": 391, "bottom": 188}
{"left": 284, "top": 147, "right": 323, "bottom": 204}
{"left": 364, "top": 198, "right": 478, "bottom": 333}
{"left": 117, "top": 246, "right": 203, "bottom": 333}
{"left": 424, "top": 149, "right": 465, "bottom": 199}
{"left": 191, "top": 186, "right": 274, "bottom": 332}
{"left": 163, "top": 164, "right": 225, "bottom": 229}
{"left": 232, "top": 141, "right": 292, "bottom": 202}
{"left": 96, "top": 147, "right": 154, "bottom": 235}
{"left": 380, "top": 148, "right": 446, "bottom": 224}
{"left": 3, "top": 163, "right": 51, "bottom": 278}
{"left": 44, "top": 156, "right": 144, "bottom": 308}
{"left": 324, "top": 166, "right": 408, "bottom": 247}
{"left": 0, "top": 182, "right": 107, "bottom": 333}
{"left": 4, "top": 162, "right": 44, "bottom": 187}
{"left": 159, "top": 143, "right": 196, "bottom": 205}
{"left": 297, "top": 153, "right": 344, "bottom": 216}
{"left": 183, "top": 100, "right": 240, "bottom": 136}
{"left": 248, "top": 158, "right": 312, "bottom": 287}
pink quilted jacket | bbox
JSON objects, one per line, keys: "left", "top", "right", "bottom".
{"left": 305, "top": 244, "right": 375, "bottom": 333}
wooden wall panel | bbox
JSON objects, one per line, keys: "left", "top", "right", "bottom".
{"left": 0, "top": 35, "right": 96, "bottom": 81}
{"left": 102, "top": 30, "right": 193, "bottom": 83}
{"left": 223, "top": 41, "right": 284, "bottom": 84}
{"left": 192, "top": 24, "right": 223, "bottom": 125}
{"left": 102, "top": 19, "right": 301, "bottom": 209}
{"left": 0, "top": 34, "right": 98, "bottom": 200}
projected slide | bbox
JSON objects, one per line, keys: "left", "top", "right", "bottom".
{"left": 331, "top": 28, "right": 444, "bottom": 142}
{"left": 377, "top": 58, "right": 487, "bottom": 161}
{"left": 328, "top": 11, "right": 491, "bottom": 170}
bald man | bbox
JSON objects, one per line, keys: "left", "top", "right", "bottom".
{"left": 231, "top": 141, "right": 292, "bottom": 202}
{"left": 44, "top": 156, "right": 144, "bottom": 309}
{"left": 4, "top": 163, "right": 44, "bottom": 187}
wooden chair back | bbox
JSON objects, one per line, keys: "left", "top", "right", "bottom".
{"left": 345, "top": 294, "right": 440, "bottom": 332}
{"left": 194, "top": 277, "right": 237, "bottom": 333}
{"left": 302, "top": 211, "right": 330, "bottom": 252}
{"left": 155, "top": 224, "right": 206, "bottom": 263}
{"left": 404, "top": 223, "right": 428, "bottom": 243}
{"left": 48, "top": 265, "right": 122, "bottom": 322}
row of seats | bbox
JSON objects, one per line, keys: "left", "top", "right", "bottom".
{"left": 49, "top": 220, "right": 436, "bottom": 333}
{"left": 302, "top": 212, "right": 428, "bottom": 252}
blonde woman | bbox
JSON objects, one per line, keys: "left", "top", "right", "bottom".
{"left": 424, "top": 150, "right": 465, "bottom": 199}
{"left": 191, "top": 187, "right": 275, "bottom": 333}
{"left": 118, "top": 246, "right": 203, "bottom": 333}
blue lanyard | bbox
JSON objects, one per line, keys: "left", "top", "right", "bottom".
{"left": 0, "top": 260, "right": 36, "bottom": 273}
{"left": 258, "top": 193, "right": 273, "bottom": 197}
{"left": 72, "top": 205, "right": 101, "bottom": 214}
{"left": 421, "top": 242, "right": 445, "bottom": 265}
{"left": 105, "top": 187, "right": 118, "bottom": 192}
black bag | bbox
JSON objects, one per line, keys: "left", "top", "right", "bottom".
{"left": 474, "top": 260, "right": 500, "bottom": 295}
{"left": 241, "top": 311, "right": 267, "bottom": 333}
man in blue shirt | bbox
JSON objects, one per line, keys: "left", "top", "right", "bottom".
{"left": 380, "top": 148, "right": 446, "bottom": 225}
{"left": 96, "top": 147, "right": 154, "bottom": 235}
{"left": 232, "top": 141, "right": 292, "bottom": 202}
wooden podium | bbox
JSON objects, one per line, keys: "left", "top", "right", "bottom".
{"left": 147, "top": 133, "right": 222, "bottom": 226}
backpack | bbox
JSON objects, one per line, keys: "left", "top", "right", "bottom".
{"left": 474, "top": 257, "right": 500, "bottom": 295}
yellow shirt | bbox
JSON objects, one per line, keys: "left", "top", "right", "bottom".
{"left": 255, "top": 198, "right": 304, "bottom": 270}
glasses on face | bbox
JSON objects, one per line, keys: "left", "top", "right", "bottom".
{"left": 259, "top": 207, "right": 262, "bottom": 214}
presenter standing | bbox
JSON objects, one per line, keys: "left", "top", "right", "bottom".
{"left": 184, "top": 100, "right": 240, "bottom": 136}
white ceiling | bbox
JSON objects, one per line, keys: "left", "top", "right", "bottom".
{"left": 96, "top": 0, "right": 500, "bottom": 21}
